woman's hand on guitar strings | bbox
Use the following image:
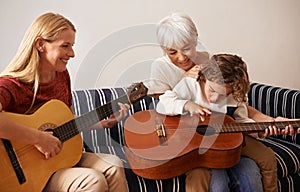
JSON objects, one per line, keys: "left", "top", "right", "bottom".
{"left": 99, "top": 102, "right": 131, "bottom": 128}
{"left": 34, "top": 131, "right": 62, "bottom": 159}
{"left": 116, "top": 102, "right": 131, "bottom": 121}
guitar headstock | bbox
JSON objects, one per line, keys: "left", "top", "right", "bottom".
{"left": 126, "top": 82, "right": 148, "bottom": 104}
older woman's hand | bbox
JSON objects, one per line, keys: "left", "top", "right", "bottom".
{"left": 184, "top": 65, "right": 201, "bottom": 79}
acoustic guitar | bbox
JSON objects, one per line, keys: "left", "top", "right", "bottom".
{"left": 124, "top": 110, "right": 299, "bottom": 180}
{"left": 0, "top": 82, "right": 148, "bottom": 192}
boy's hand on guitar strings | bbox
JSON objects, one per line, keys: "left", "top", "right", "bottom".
{"left": 34, "top": 131, "right": 62, "bottom": 159}
{"left": 274, "top": 116, "right": 300, "bottom": 135}
{"left": 279, "top": 125, "right": 299, "bottom": 135}
{"left": 259, "top": 126, "right": 281, "bottom": 138}
{"left": 184, "top": 101, "right": 211, "bottom": 121}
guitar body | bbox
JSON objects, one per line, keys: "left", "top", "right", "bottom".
{"left": 0, "top": 82, "right": 148, "bottom": 191}
{"left": 0, "top": 100, "right": 83, "bottom": 192}
{"left": 124, "top": 110, "right": 243, "bottom": 179}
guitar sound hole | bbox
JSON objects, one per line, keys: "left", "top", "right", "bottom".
{"left": 196, "top": 125, "right": 216, "bottom": 135}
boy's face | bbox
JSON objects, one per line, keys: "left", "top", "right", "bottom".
{"left": 203, "top": 80, "right": 232, "bottom": 103}
{"left": 163, "top": 43, "right": 197, "bottom": 71}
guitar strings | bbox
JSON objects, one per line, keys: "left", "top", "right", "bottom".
{"left": 15, "top": 144, "right": 36, "bottom": 157}
{"left": 11, "top": 106, "right": 121, "bottom": 158}
{"left": 13, "top": 121, "right": 299, "bottom": 159}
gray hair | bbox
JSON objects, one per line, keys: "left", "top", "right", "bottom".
{"left": 156, "top": 12, "right": 198, "bottom": 49}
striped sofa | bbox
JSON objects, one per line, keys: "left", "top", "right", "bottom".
{"left": 71, "top": 82, "right": 300, "bottom": 192}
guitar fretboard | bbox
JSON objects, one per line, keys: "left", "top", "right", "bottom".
{"left": 53, "top": 95, "right": 129, "bottom": 142}
{"left": 198, "top": 120, "right": 300, "bottom": 135}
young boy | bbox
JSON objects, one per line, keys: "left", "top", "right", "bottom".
{"left": 156, "top": 53, "right": 277, "bottom": 191}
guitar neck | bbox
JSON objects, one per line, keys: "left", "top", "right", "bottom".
{"left": 197, "top": 117, "right": 300, "bottom": 135}
{"left": 53, "top": 95, "right": 129, "bottom": 142}
{"left": 212, "top": 120, "right": 300, "bottom": 134}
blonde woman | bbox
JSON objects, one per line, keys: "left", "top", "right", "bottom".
{"left": 0, "top": 12, "right": 129, "bottom": 191}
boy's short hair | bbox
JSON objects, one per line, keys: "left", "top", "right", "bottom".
{"left": 199, "top": 54, "right": 250, "bottom": 102}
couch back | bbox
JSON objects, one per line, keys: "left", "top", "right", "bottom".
{"left": 248, "top": 83, "right": 300, "bottom": 119}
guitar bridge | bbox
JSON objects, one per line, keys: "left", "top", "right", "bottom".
{"left": 156, "top": 123, "right": 165, "bottom": 137}
{"left": 155, "top": 122, "right": 168, "bottom": 146}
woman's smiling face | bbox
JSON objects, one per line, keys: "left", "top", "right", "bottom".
{"left": 163, "top": 43, "right": 197, "bottom": 71}
{"left": 39, "top": 28, "right": 75, "bottom": 73}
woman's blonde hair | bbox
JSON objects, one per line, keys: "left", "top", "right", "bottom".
{"left": 0, "top": 12, "right": 75, "bottom": 111}
{"left": 199, "top": 54, "right": 250, "bottom": 102}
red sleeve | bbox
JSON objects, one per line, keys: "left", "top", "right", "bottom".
{"left": 0, "top": 79, "right": 15, "bottom": 110}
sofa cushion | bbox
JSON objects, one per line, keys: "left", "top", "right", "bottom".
{"left": 260, "top": 137, "right": 300, "bottom": 178}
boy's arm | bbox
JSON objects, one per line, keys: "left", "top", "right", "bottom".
{"left": 247, "top": 106, "right": 274, "bottom": 122}
{"left": 156, "top": 90, "right": 188, "bottom": 115}
{"left": 156, "top": 77, "right": 198, "bottom": 115}
{"left": 247, "top": 105, "right": 300, "bottom": 136}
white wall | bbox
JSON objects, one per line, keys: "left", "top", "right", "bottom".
{"left": 1, "top": 0, "right": 299, "bottom": 90}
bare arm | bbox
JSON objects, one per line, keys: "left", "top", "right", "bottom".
{"left": 0, "top": 103, "right": 62, "bottom": 159}
{"left": 247, "top": 105, "right": 300, "bottom": 136}
{"left": 247, "top": 106, "right": 274, "bottom": 122}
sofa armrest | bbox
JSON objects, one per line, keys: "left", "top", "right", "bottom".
{"left": 248, "top": 82, "right": 300, "bottom": 144}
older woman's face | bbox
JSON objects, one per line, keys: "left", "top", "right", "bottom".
{"left": 163, "top": 43, "right": 197, "bottom": 71}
